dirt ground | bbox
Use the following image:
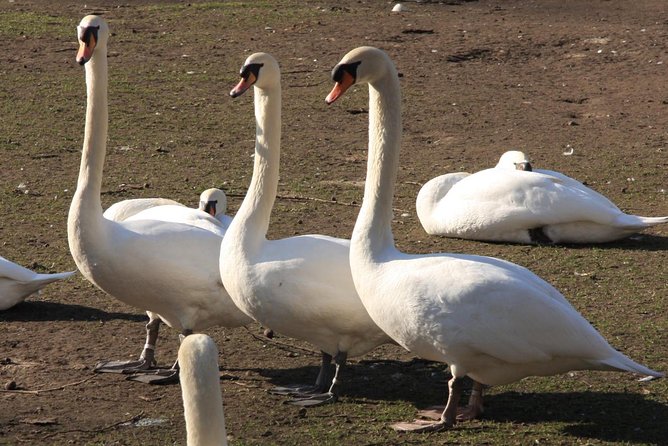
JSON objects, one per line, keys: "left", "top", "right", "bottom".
{"left": 0, "top": 0, "right": 666, "bottom": 445}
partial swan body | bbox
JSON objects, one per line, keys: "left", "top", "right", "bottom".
{"left": 417, "top": 150, "right": 668, "bottom": 244}
{"left": 120, "top": 188, "right": 231, "bottom": 236}
{"left": 99, "top": 190, "right": 230, "bottom": 377}
{"left": 67, "top": 15, "right": 251, "bottom": 383}
{"left": 0, "top": 256, "right": 75, "bottom": 311}
{"left": 179, "top": 334, "right": 228, "bottom": 446}
{"left": 326, "top": 47, "right": 663, "bottom": 431}
{"left": 103, "top": 197, "right": 182, "bottom": 222}
{"left": 220, "top": 53, "right": 391, "bottom": 405}
{"left": 199, "top": 188, "right": 233, "bottom": 229}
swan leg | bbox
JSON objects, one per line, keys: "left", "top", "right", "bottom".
{"left": 529, "top": 227, "right": 552, "bottom": 244}
{"left": 125, "top": 329, "right": 192, "bottom": 385}
{"left": 94, "top": 316, "right": 161, "bottom": 373}
{"left": 457, "top": 380, "right": 484, "bottom": 421}
{"left": 287, "top": 351, "right": 346, "bottom": 407}
{"left": 416, "top": 379, "right": 485, "bottom": 422}
{"left": 269, "top": 351, "right": 332, "bottom": 396}
{"left": 391, "top": 375, "right": 464, "bottom": 432}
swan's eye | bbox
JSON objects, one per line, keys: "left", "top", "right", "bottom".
{"left": 331, "top": 61, "right": 361, "bottom": 83}
{"left": 240, "top": 63, "right": 264, "bottom": 82}
{"left": 81, "top": 26, "right": 100, "bottom": 46}
{"left": 514, "top": 162, "right": 532, "bottom": 172}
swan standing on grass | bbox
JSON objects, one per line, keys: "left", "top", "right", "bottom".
{"left": 220, "top": 52, "right": 391, "bottom": 406}
{"left": 326, "top": 46, "right": 663, "bottom": 432}
{"left": 179, "top": 334, "right": 228, "bottom": 446}
{"left": 96, "top": 188, "right": 231, "bottom": 379}
{"left": 416, "top": 150, "right": 668, "bottom": 244}
{"left": 0, "top": 256, "right": 75, "bottom": 311}
{"left": 67, "top": 15, "right": 251, "bottom": 383}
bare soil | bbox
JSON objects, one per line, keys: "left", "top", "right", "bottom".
{"left": 0, "top": 1, "right": 666, "bottom": 445}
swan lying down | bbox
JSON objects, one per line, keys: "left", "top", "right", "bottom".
{"left": 416, "top": 150, "right": 668, "bottom": 244}
{"left": 0, "top": 256, "right": 75, "bottom": 311}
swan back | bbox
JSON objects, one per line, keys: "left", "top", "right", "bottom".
{"left": 103, "top": 198, "right": 182, "bottom": 222}
{"left": 179, "top": 334, "right": 227, "bottom": 446}
{"left": 416, "top": 172, "right": 470, "bottom": 234}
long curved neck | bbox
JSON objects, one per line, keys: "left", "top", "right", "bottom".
{"left": 69, "top": 49, "right": 108, "bottom": 230}
{"left": 78, "top": 51, "right": 108, "bottom": 210}
{"left": 228, "top": 83, "right": 281, "bottom": 244}
{"left": 351, "top": 70, "right": 402, "bottom": 261}
{"left": 181, "top": 342, "right": 228, "bottom": 446}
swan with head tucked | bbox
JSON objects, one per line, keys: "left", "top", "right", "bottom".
{"left": 67, "top": 15, "right": 251, "bottom": 383}
{"left": 199, "top": 188, "right": 233, "bottom": 229}
{"left": 220, "top": 52, "right": 392, "bottom": 406}
{"left": 416, "top": 149, "right": 668, "bottom": 244}
{"left": 326, "top": 46, "right": 663, "bottom": 431}
{"left": 179, "top": 334, "right": 228, "bottom": 446}
{"left": 0, "top": 256, "right": 75, "bottom": 311}
{"left": 96, "top": 189, "right": 231, "bottom": 379}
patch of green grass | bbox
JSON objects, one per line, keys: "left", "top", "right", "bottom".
{"left": 0, "top": 11, "right": 71, "bottom": 39}
{"left": 144, "top": 1, "right": 275, "bottom": 12}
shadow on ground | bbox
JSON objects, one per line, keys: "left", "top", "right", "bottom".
{"left": 0, "top": 301, "right": 146, "bottom": 323}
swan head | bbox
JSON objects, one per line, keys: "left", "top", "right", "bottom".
{"left": 229, "top": 52, "right": 280, "bottom": 98}
{"left": 198, "top": 188, "right": 228, "bottom": 218}
{"left": 76, "top": 15, "right": 109, "bottom": 65}
{"left": 496, "top": 150, "right": 532, "bottom": 172}
{"left": 325, "top": 46, "right": 394, "bottom": 104}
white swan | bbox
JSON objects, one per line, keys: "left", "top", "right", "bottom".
{"left": 179, "top": 334, "right": 228, "bottom": 446}
{"left": 98, "top": 191, "right": 228, "bottom": 377}
{"left": 104, "top": 187, "right": 230, "bottom": 226}
{"left": 416, "top": 150, "right": 668, "bottom": 244}
{"left": 102, "top": 197, "right": 182, "bottom": 222}
{"left": 199, "top": 188, "right": 233, "bottom": 229}
{"left": 67, "top": 15, "right": 251, "bottom": 383}
{"left": 0, "top": 256, "right": 75, "bottom": 311}
{"left": 220, "top": 52, "right": 391, "bottom": 405}
{"left": 326, "top": 46, "right": 663, "bottom": 431}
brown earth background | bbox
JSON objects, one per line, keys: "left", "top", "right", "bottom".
{"left": 0, "top": 1, "right": 666, "bottom": 445}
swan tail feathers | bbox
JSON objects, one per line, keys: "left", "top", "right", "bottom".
{"left": 33, "top": 270, "right": 77, "bottom": 286}
{"left": 598, "top": 354, "right": 663, "bottom": 378}
{"left": 615, "top": 214, "right": 668, "bottom": 229}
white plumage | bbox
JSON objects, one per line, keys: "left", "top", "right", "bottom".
{"left": 220, "top": 53, "right": 391, "bottom": 405}
{"left": 179, "top": 334, "right": 228, "bottom": 446}
{"left": 416, "top": 150, "right": 668, "bottom": 243}
{"left": 326, "top": 46, "right": 663, "bottom": 431}
{"left": 0, "top": 256, "right": 75, "bottom": 311}
{"left": 67, "top": 15, "right": 251, "bottom": 380}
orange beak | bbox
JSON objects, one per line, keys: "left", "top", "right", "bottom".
{"left": 230, "top": 72, "right": 257, "bottom": 98}
{"left": 325, "top": 71, "right": 355, "bottom": 104}
{"left": 76, "top": 34, "right": 96, "bottom": 65}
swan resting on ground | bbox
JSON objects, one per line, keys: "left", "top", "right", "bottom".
{"left": 199, "top": 188, "right": 233, "bottom": 229}
{"left": 68, "top": 15, "right": 251, "bottom": 384}
{"left": 416, "top": 150, "right": 668, "bottom": 244}
{"left": 326, "top": 46, "right": 663, "bottom": 432}
{"left": 0, "top": 256, "right": 75, "bottom": 311}
{"left": 179, "top": 334, "right": 228, "bottom": 446}
{"left": 220, "top": 52, "right": 392, "bottom": 406}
